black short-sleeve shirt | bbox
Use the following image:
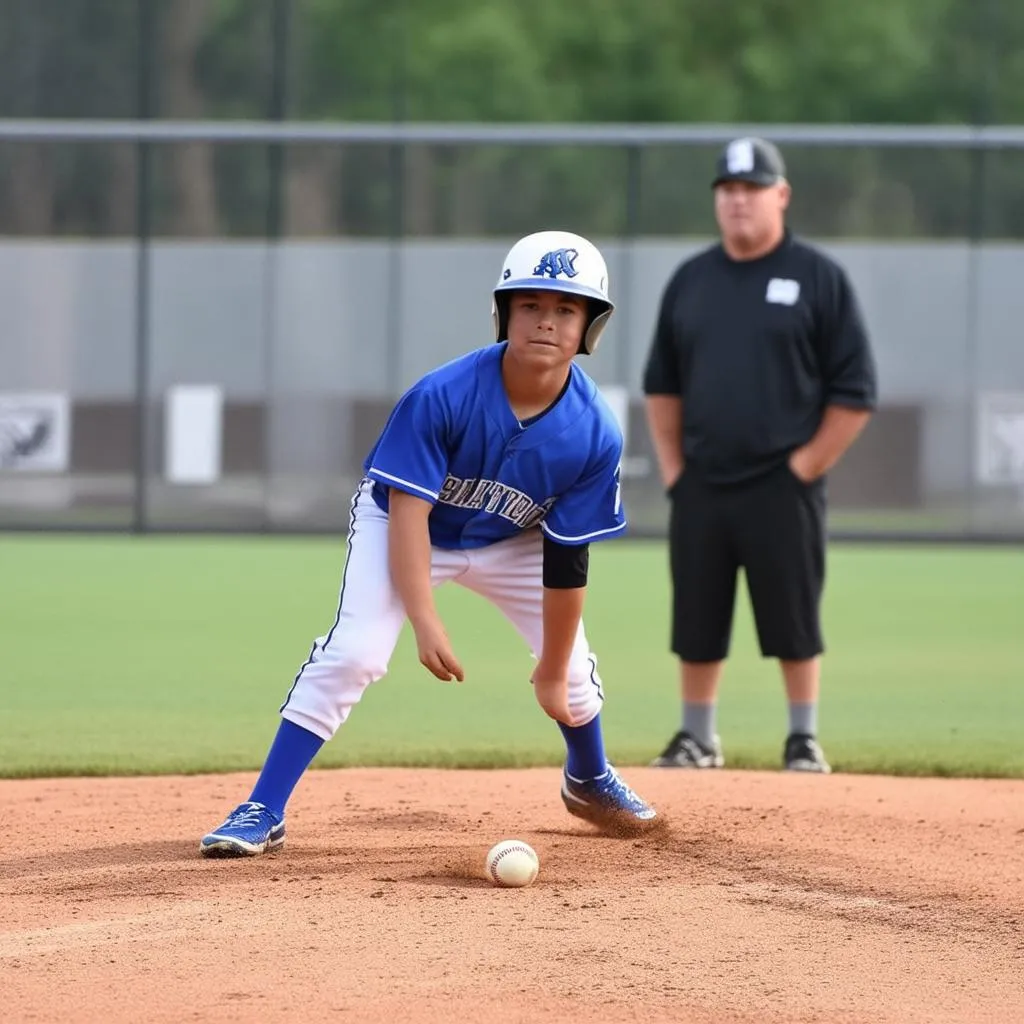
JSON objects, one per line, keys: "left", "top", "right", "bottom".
{"left": 642, "top": 230, "right": 878, "bottom": 484}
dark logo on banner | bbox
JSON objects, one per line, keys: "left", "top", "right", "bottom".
{"left": 0, "top": 409, "right": 54, "bottom": 468}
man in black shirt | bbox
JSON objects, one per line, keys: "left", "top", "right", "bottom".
{"left": 642, "top": 137, "right": 878, "bottom": 774}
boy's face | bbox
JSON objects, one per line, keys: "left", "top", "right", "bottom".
{"left": 506, "top": 289, "right": 588, "bottom": 367}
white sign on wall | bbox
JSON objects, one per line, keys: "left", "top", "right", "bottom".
{"left": 164, "top": 384, "right": 224, "bottom": 485}
{"left": 0, "top": 392, "right": 71, "bottom": 472}
{"left": 976, "top": 392, "right": 1024, "bottom": 485}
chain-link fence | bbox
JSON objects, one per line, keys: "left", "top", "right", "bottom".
{"left": 1, "top": 0, "right": 1022, "bottom": 537}
{"left": 2, "top": 120, "right": 1024, "bottom": 539}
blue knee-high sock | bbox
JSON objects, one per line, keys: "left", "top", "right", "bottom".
{"left": 248, "top": 719, "right": 325, "bottom": 818}
{"left": 558, "top": 713, "right": 608, "bottom": 781}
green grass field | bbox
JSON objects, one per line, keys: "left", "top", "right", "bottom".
{"left": 2, "top": 534, "right": 1022, "bottom": 780}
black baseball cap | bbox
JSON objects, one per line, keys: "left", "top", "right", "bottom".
{"left": 712, "top": 137, "right": 786, "bottom": 188}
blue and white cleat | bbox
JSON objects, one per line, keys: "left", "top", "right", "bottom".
{"left": 560, "top": 765, "right": 659, "bottom": 836}
{"left": 200, "top": 801, "right": 285, "bottom": 858}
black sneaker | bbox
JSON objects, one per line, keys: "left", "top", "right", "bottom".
{"left": 783, "top": 733, "right": 832, "bottom": 774}
{"left": 649, "top": 730, "right": 725, "bottom": 768}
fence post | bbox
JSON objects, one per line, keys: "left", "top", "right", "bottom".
{"left": 132, "top": 0, "right": 155, "bottom": 534}
{"left": 260, "top": 0, "right": 291, "bottom": 531}
{"left": 616, "top": 144, "right": 642, "bottom": 392}
{"left": 385, "top": 0, "right": 409, "bottom": 396}
{"left": 964, "top": 0, "right": 999, "bottom": 534}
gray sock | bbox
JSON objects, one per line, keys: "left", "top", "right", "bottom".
{"left": 788, "top": 702, "right": 818, "bottom": 737}
{"left": 683, "top": 702, "right": 717, "bottom": 750}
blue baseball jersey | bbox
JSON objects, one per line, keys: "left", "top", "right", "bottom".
{"left": 363, "top": 342, "right": 626, "bottom": 550}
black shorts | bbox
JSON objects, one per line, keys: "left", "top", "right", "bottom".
{"left": 667, "top": 463, "right": 826, "bottom": 662}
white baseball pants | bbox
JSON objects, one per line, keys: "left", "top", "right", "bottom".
{"left": 279, "top": 478, "right": 606, "bottom": 740}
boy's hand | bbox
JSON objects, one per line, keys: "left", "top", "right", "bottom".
{"left": 412, "top": 616, "right": 465, "bottom": 682}
{"left": 531, "top": 662, "right": 573, "bottom": 726}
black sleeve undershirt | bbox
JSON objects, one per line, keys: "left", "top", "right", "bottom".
{"left": 542, "top": 535, "right": 590, "bottom": 589}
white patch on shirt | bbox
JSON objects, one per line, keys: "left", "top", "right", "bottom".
{"left": 765, "top": 278, "right": 801, "bottom": 306}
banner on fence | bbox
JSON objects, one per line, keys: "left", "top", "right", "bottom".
{"left": 976, "top": 392, "right": 1024, "bottom": 486}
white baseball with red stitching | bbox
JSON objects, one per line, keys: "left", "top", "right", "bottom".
{"left": 485, "top": 840, "right": 539, "bottom": 888}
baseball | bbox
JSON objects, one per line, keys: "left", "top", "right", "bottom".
{"left": 484, "top": 839, "right": 539, "bottom": 888}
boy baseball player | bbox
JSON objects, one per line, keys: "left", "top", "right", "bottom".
{"left": 200, "top": 230, "right": 658, "bottom": 857}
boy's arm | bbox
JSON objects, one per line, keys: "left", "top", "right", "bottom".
{"left": 387, "top": 489, "right": 464, "bottom": 683}
{"left": 533, "top": 430, "right": 623, "bottom": 725}
{"left": 532, "top": 589, "right": 585, "bottom": 726}
{"left": 531, "top": 537, "right": 589, "bottom": 726}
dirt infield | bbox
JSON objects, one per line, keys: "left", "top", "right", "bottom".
{"left": 2, "top": 768, "right": 1021, "bottom": 1024}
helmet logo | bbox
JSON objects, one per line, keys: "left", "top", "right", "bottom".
{"left": 533, "top": 248, "right": 579, "bottom": 279}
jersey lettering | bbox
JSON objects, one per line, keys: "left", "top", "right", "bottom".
{"left": 438, "top": 472, "right": 555, "bottom": 529}
{"left": 464, "top": 479, "right": 492, "bottom": 510}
